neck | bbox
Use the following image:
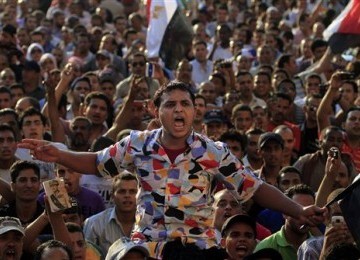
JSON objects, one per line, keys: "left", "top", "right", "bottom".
{"left": 0, "top": 157, "right": 17, "bottom": 169}
{"left": 115, "top": 208, "right": 135, "bottom": 224}
{"left": 16, "top": 199, "right": 37, "bottom": 223}
{"left": 160, "top": 130, "right": 188, "bottom": 150}
{"left": 239, "top": 94, "right": 252, "bottom": 104}
{"left": 284, "top": 225, "right": 308, "bottom": 249}
{"left": 263, "top": 165, "right": 282, "bottom": 178}
{"left": 24, "top": 81, "right": 39, "bottom": 93}
{"left": 248, "top": 157, "right": 263, "bottom": 170}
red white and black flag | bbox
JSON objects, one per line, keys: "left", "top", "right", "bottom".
{"left": 146, "top": 0, "right": 193, "bottom": 69}
{"left": 323, "top": 0, "right": 360, "bottom": 54}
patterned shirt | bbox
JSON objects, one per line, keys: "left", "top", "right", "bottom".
{"left": 96, "top": 129, "right": 262, "bottom": 253}
{"left": 297, "top": 236, "right": 324, "bottom": 260}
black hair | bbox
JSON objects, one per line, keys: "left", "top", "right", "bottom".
{"left": 285, "top": 184, "right": 315, "bottom": 199}
{"left": 34, "top": 240, "right": 73, "bottom": 260}
{"left": 219, "top": 129, "right": 247, "bottom": 152}
{"left": 10, "top": 160, "right": 40, "bottom": 183}
{"left": 19, "top": 107, "right": 47, "bottom": 128}
{"left": 153, "top": 81, "right": 195, "bottom": 108}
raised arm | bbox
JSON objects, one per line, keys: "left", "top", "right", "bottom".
{"left": 317, "top": 72, "right": 342, "bottom": 131}
{"left": 42, "top": 64, "right": 75, "bottom": 118}
{"left": 104, "top": 76, "right": 143, "bottom": 141}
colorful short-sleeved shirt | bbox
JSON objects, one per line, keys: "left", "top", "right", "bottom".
{"left": 96, "top": 129, "right": 262, "bottom": 251}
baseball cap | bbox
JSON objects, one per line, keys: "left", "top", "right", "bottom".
{"left": 204, "top": 109, "right": 226, "bottom": 124}
{"left": 221, "top": 214, "right": 256, "bottom": 237}
{"left": 106, "top": 238, "right": 149, "bottom": 260}
{"left": 258, "top": 132, "right": 284, "bottom": 149}
{"left": 0, "top": 217, "right": 25, "bottom": 236}
{"left": 23, "top": 60, "right": 41, "bottom": 73}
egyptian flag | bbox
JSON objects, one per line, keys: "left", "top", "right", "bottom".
{"left": 146, "top": 0, "right": 193, "bottom": 69}
{"left": 323, "top": 0, "right": 360, "bottom": 54}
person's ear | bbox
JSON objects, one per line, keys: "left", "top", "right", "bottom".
{"left": 220, "top": 237, "right": 226, "bottom": 248}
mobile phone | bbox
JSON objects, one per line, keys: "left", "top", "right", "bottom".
{"left": 329, "top": 147, "right": 339, "bottom": 159}
{"left": 145, "top": 62, "right": 155, "bottom": 78}
{"left": 331, "top": 215, "right": 345, "bottom": 226}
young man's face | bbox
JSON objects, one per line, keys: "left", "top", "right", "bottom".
{"left": 285, "top": 193, "right": 314, "bottom": 234}
{"left": 70, "top": 119, "right": 91, "bottom": 147}
{"left": 11, "top": 168, "right": 40, "bottom": 202}
{"left": 84, "top": 98, "right": 108, "bottom": 126}
{"left": 194, "top": 98, "right": 206, "bottom": 123}
{"left": 0, "top": 231, "right": 23, "bottom": 260}
{"left": 21, "top": 115, "right": 45, "bottom": 140}
{"left": 278, "top": 172, "right": 301, "bottom": 192}
{"left": 205, "top": 121, "right": 226, "bottom": 141}
{"left": 246, "top": 134, "right": 262, "bottom": 161}
{"left": 213, "top": 191, "right": 243, "bottom": 231}
{"left": 112, "top": 179, "right": 138, "bottom": 213}
{"left": 69, "top": 231, "right": 86, "bottom": 260}
{"left": 155, "top": 89, "right": 195, "bottom": 145}
{"left": 0, "top": 92, "right": 11, "bottom": 109}
{"left": 56, "top": 165, "right": 81, "bottom": 195}
{"left": 224, "top": 140, "right": 243, "bottom": 160}
{"left": 0, "top": 130, "right": 17, "bottom": 161}
{"left": 232, "top": 111, "right": 253, "bottom": 133}
{"left": 259, "top": 141, "right": 283, "bottom": 167}
{"left": 221, "top": 223, "right": 256, "bottom": 259}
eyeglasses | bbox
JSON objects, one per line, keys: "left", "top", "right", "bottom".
{"left": 132, "top": 62, "right": 145, "bottom": 67}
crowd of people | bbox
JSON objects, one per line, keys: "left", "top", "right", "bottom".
{"left": 0, "top": 0, "right": 359, "bottom": 259}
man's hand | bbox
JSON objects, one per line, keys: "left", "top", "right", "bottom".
{"left": 299, "top": 205, "right": 327, "bottom": 227}
{"left": 18, "top": 139, "right": 60, "bottom": 163}
{"left": 320, "top": 224, "right": 353, "bottom": 258}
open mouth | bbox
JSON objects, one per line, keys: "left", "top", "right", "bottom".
{"left": 174, "top": 116, "right": 185, "bottom": 129}
{"left": 235, "top": 245, "right": 248, "bottom": 255}
{"left": 5, "top": 248, "right": 16, "bottom": 258}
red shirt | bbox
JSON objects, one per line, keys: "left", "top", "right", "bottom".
{"left": 342, "top": 140, "right": 360, "bottom": 173}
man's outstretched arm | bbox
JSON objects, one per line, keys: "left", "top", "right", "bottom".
{"left": 18, "top": 139, "right": 99, "bottom": 175}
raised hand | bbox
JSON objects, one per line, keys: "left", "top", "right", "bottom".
{"left": 18, "top": 139, "right": 60, "bottom": 162}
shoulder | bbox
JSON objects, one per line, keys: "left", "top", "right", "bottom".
{"left": 84, "top": 208, "right": 112, "bottom": 224}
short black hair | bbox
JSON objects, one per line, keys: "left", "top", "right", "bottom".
{"left": 112, "top": 172, "right": 139, "bottom": 193}
{"left": 285, "top": 184, "right": 315, "bottom": 199}
{"left": 10, "top": 160, "right": 40, "bottom": 183}
{"left": 34, "top": 240, "right": 73, "bottom": 260}
{"left": 0, "top": 123, "right": 17, "bottom": 141}
{"left": 19, "top": 107, "right": 47, "bottom": 128}
{"left": 219, "top": 129, "right": 247, "bottom": 152}
{"left": 153, "top": 81, "right": 195, "bottom": 108}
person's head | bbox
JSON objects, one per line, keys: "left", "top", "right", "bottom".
{"left": 271, "top": 68, "right": 289, "bottom": 92}
{"left": 0, "top": 123, "right": 17, "bottom": 162}
{"left": 277, "top": 79, "right": 296, "bottom": 101}
{"left": 213, "top": 189, "right": 243, "bottom": 231}
{"left": 153, "top": 81, "right": 195, "bottom": 144}
{"left": 246, "top": 128, "right": 264, "bottom": 161}
{"left": 209, "top": 72, "right": 226, "bottom": 97}
{"left": 236, "top": 52, "right": 252, "bottom": 72}
{"left": 106, "top": 237, "right": 149, "bottom": 260}
{"left": 277, "top": 166, "right": 301, "bottom": 192}
{"left": 216, "top": 24, "right": 232, "bottom": 44}
{"left": 340, "top": 81, "right": 358, "bottom": 105}
{"left": 21, "top": 60, "right": 41, "bottom": 86}
{"left": 10, "top": 160, "right": 40, "bottom": 201}
{"left": 14, "top": 96, "right": 40, "bottom": 115}
{"left": 319, "top": 126, "right": 345, "bottom": 154}
{"left": 257, "top": 44, "right": 276, "bottom": 65}
{"left": 0, "top": 68, "right": 16, "bottom": 88}
{"left": 99, "top": 78, "right": 116, "bottom": 102}
{"left": 175, "top": 59, "right": 192, "bottom": 84}
{"left": 129, "top": 52, "right": 146, "bottom": 76}
{"left": 276, "top": 54, "right": 297, "bottom": 77}
{"left": 74, "top": 33, "right": 90, "bottom": 54}
{"left": 0, "top": 217, "right": 24, "bottom": 260}
{"left": 284, "top": 184, "right": 315, "bottom": 234}
{"left": 304, "top": 73, "right": 322, "bottom": 96}
{"left": 66, "top": 223, "right": 85, "bottom": 260}
{"left": 83, "top": 92, "right": 111, "bottom": 126}
{"left": 69, "top": 116, "right": 91, "bottom": 149}
{"left": 252, "top": 105, "right": 268, "bottom": 131}
{"left": 0, "top": 87, "right": 11, "bottom": 110}
{"left": 192, "top": 40, "right": 208, "bottom": 63}
{"left": 19, "top": 107, "right": 46, "bottom": 140}
{"left": 204, "top": 109, "right": 227, "bottom": 141}
{"left": 70, "top": 76, "right": 92, "bottom": 105}
{"left": 257, "top": 132, "right": 284, "bottom": 168}
{"left": 304, "top": 94, "right": 322, "bottom": 123}
{"left": 0, "top": 108, "right": 19, "bottom": 137}
{"left": 198, "top": 81, "right": 217, "bottom": 105}
{"left": 55, "top": 164, "right": 81, "bottom": 195}
{"left": 343, "top": 107, "right": 360, "bottom": 138}
{"left": 220, "top": 214, "right": 257, "bottom": 260}
{"left": 311, "top": 39, "right": 328, "bottom": 62}
{"left": 270, "top": 92, "right": 292, "bottom": 124}
{"left": 273, "top": 125, "right": 295, "bottom": 159}
{"left": 26, "top": 42, "right": 44, "bottom": 63}
{"left": 34, "top": 240, "right": 72, "bottom": 260}
{"left": 112, "top": 172, "right": 139, "bottom": 214}
{"left": 39, "top": 53, "right": 57, "bottom": 74}
{"left": 0, "top": 24, "right": 17, "bottom": 45}
{"left": 236, "top": 71, "right": 254, "bottom": 98}
{"left": 231, "top": 105, "right": 253, "bottom": 134}
{"left": 8, "top": 84, "right": 24, "bottom": 109}
{"left": 194, "top": 94, "right": 206, "bottom": 124}
{"left": 219, "top": 129, "right": 247, "bottom": 160}
{"left": 254, "top": 71, "right": 272, "bottom": 100}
